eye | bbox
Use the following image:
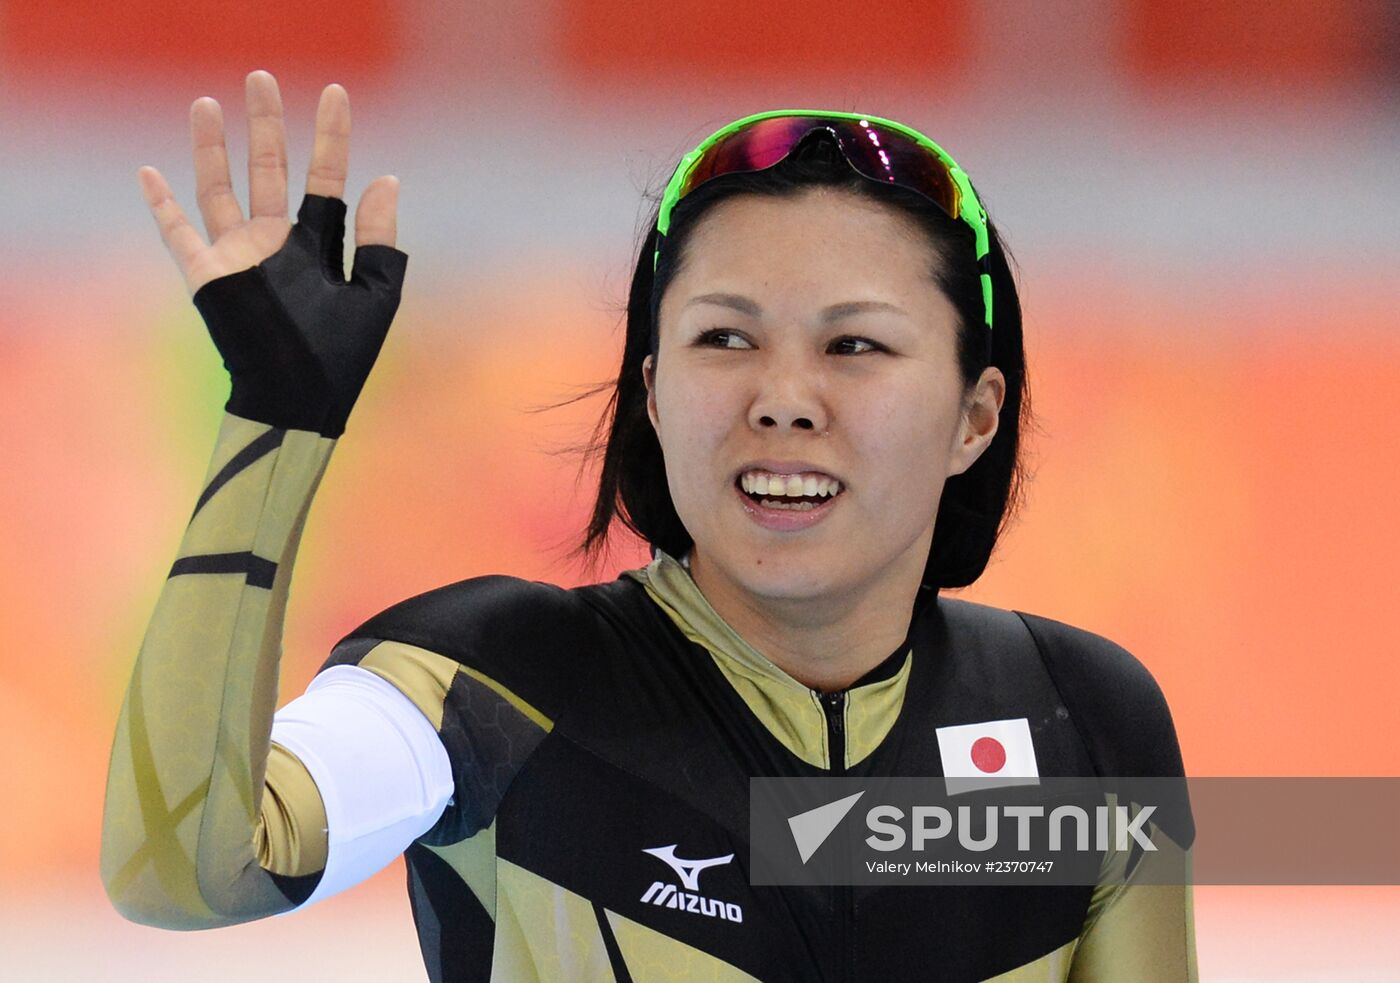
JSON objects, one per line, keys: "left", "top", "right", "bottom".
{"left": 828, "top": 336, "right": 884, "bottom": 355}
{"left": 694, "top": 328, "right": 754, "bottom": 350}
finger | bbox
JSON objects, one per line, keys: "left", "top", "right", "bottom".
{"left": 138, "top": 165, "right": 208, "bottom": 283}
{"left": 306, "top": 83, "right": 350, "bottom": 200}
{"left": 354, "top": 175, "right": 399, "bottom": 248}
{"left": 245, "top": 70, "right": 288, "bottom": 221}
{"left": 190, "top": 97, "right": 244, "bottom": 241}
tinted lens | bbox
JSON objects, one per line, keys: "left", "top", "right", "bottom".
{"left": 826, "top": 120, "right": 962, "bottom": 220}
{"left": 678, "top": 116, "right": 962, "bottom": 220}
{"left": 680, "top": 117, "right": 824, "bottom": 191}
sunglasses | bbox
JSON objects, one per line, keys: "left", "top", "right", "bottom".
{"left": 654, "top": 109, "right": 993, "bottom": 334}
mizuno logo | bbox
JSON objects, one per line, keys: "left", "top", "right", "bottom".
{"left": 639, "top": 844, "right": 743, "bottom": 923}
{"left": 642, "top": 844, "right": 732, "bottom": 891}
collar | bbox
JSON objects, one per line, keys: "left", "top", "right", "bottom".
{"left": 624, "top": 548, "right": 916, "bottom": 768}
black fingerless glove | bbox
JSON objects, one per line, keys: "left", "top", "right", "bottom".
{"left": 192, "top": 194, "right": 408, "bottom": 438}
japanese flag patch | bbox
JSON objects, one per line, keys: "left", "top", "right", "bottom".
{"left": 935, "top": 717, "right": 1040, "bottom": 795}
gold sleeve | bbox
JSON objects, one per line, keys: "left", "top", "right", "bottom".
{"left": 1068, "top": 817, "right": 1199, "bottom": 982}
{"left": 101, "top": 413, "right": 335, "bottom": 930}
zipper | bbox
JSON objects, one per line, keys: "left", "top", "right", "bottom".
{"left": 819, "top": 689, "right": 853, "bottom": 983}
{"left": 821, "top": 690, "right": 846, "bottom": 774}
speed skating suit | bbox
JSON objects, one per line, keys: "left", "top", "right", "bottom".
{"left": 102, "top": 412, "right": 1197, "bottom": 982}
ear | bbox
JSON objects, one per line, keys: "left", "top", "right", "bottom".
{"left": 642, "top": 354, "right": 661, "bottom": 436}
{"left": 948, "top": 367, "right": 1006, "bottom": 477}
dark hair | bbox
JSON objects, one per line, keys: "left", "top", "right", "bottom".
{"left": 569, "top": 128, "right": 1033, "bottom": 590}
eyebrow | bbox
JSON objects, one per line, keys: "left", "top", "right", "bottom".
{"left": 682, "top": 292, "right": 908, "bottom": 323}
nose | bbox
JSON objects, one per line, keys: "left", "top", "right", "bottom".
{"left": 748, "top": 364, "right": 829, "bottom": 434}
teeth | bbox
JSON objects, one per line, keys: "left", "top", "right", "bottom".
{"left": 757, "top": 499, "right": 816, "bottom": 511}
{"left": 739, "top": 469, "right": 843, "bottom": 498}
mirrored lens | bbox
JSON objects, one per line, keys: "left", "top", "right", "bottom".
{"left": 678, "top": 116, "right": 961, "bottom": 220}
{"left": 825, "top": 120, "right": 962, "bottom": 220}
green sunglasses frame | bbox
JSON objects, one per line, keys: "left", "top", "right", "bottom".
{"left": 653, "top": 109, "right": 993, "bottom": 333}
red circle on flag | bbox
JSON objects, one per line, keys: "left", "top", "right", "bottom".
{"left": 970, "top": 736, "right": 1006, "bottom": 773}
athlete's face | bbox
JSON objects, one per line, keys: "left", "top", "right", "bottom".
{"left": 645, "top": 188, "right": 1005, "bottom": 607}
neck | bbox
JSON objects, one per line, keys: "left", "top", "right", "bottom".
{"left": 686, "top": 544, "right": 927, "bottom": 693}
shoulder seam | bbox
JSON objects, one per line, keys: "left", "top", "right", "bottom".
{"left": 1013, "top": 610, "right": 1106, "bottom": 778}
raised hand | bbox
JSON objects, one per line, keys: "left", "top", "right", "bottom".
{"left": 138, "top": 70, "right": 408, "bottom": 438}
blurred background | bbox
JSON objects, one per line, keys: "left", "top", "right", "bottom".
{"left": 2, "top": 0, "right": 1398, "bottom": 979}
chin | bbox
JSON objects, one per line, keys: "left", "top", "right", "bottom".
{"left": 723, "top": 542, "right": 851, "bottom": 601}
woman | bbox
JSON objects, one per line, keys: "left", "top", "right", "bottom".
{"left": 102, "top": 70, "right": 1196, "bottom": 981}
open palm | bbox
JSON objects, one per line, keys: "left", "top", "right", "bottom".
{"left": 138, "top": 70, "right": 399, "bottom": 295}
{"left": 137, "top": 70, "right": 408, "bottom": 438}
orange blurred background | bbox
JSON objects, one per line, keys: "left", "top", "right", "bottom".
{"left": 2, "top": 1, "right": 1398, "bottom": 978}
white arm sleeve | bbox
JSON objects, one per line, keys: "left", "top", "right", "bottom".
{"left": 269, "top": 664, "right": 455, "bottom": 910}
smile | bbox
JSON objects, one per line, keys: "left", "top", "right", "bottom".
{"left": 732, "top": 470, "right": 844, "bottom": 531}
{"left": 739, "top": 469, "right": 843, "bottom": 503}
